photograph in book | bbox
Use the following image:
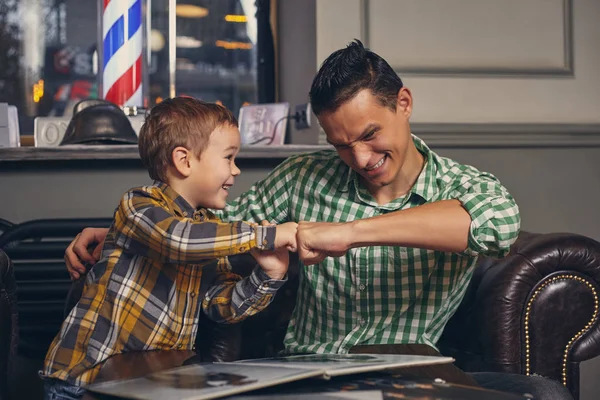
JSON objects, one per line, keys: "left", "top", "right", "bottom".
{"left": 232, "top": 390, "right": 384, "bottom": 400}
{"left": 232, "top": 353, "right": 455, "bottom": 378}
{"left": 85, "top": 362, "right": 325, "bottom": 400}
{"left": 231, "top": 377, "right": 530, "bottom": 400}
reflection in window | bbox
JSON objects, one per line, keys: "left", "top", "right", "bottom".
{"left": 0, "top": 0, "right": 269, "bottom": 134}
{"left": 152, "top": 0, "right": 260, "bottom": 115}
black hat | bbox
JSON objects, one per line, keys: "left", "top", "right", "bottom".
{"left": 60, "top": 99, "right": 138, "bottom": 145}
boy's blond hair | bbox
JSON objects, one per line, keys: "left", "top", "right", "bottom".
{"left": 138, "top": 97, "right": 238, "bottom": 182}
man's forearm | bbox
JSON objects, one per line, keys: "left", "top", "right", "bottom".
{"left": 349, "top": 199, "right": 471, "bottom": 252}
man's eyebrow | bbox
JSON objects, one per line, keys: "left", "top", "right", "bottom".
{"left": 327, "top": 123, "right": 379, "bottom": 147}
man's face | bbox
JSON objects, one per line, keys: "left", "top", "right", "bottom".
{"left": 318, "top": 88, "right": 413, "bottom": 194}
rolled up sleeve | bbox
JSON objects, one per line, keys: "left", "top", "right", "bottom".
{"left": 451, "top": 174, "right": 521, "bottom": 258}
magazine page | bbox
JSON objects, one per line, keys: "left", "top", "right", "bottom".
{"left": 229, "top": 377, "right": 528, "bottom": 400}
{"left": 85, "top": 362, "right": 326, "bottom": 400}
{"left": 231, "top": 353, "right": 454, "bottom": 379}
{"left": 232, "top": 390, "right": 384, "bottom": 400}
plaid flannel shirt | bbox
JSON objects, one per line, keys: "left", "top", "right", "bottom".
{"left": 219, "top": 135, "right": 521, "bottom": 354}
{"left": 43, "top": 182, "right": 284, "bottom": 385}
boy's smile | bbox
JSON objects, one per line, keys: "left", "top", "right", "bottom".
{"left": 185, "top": 123, "right": 241, "bottom": 210}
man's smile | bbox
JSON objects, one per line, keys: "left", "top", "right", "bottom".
{"left": 364, "top": 155, "right": 387, "bottom": 174}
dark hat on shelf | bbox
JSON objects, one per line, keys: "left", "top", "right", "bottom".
{"left": 60, "top": 99, "right": 138, "bottom": 146}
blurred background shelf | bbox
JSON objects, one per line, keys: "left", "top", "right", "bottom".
{"left": 0, "top": 143, "right": 330, "bottom": 163}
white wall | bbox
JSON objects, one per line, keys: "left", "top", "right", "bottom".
{"left": 317, "top": 0, "right": 600, "bottom": 123}
{"left": 314, "top": 4, "right": 600, "bottom": 396}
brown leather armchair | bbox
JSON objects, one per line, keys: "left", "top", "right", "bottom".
{"left": 2, "top": 231, "right": 600, "bottom": 400}
{"left": 231, "top": 231, "right": 600, "bottom": 400}
{"left": 438, "top": 232, "right": 600, "bottom": 400}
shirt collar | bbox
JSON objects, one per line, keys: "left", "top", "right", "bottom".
{"left": 409, "top": 135, "right": 437, "bottom": 202}
{"left": 338, "top": 134, "right": 437, "bottom": 203}
{"left": 153, "top": 181, "right": 199, "bottom": 218}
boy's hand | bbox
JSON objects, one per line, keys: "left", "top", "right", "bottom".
{"left": 250, "top": 247, "right": 289, "bottom": 281}
{"left": 274, "top": 222, "right": 298, "bottom": 252}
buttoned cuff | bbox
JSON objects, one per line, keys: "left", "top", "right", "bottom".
{"left": 249, "top": 265, "right": 287, "bottom": 293}
{"left": 254, "top": 225, "right": 276, "bottom": 251}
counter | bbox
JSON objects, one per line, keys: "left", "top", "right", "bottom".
{"left": 0, "top": 144, "right": 332, "bottom": 163}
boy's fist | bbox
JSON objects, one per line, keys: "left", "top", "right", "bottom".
{"left": 274, "top": 222, "right": 298, "bottom": 252}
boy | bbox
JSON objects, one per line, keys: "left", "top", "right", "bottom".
{"left": 41, "top": 97, "right": 297, "bottom": 399}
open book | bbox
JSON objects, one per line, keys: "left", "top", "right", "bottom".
{"left": 85, "top": 353, "right": 453, "bottom": 400}
{"left": 233, "top": 353, "right": 455, "bottom": 379}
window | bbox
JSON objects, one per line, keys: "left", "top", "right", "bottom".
{"left": 0, "top": 0, "right": 275, "bottom": 134}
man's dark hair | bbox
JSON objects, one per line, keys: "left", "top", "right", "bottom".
{"left": 309, "top": 39, "right": 403, "bottom": 116}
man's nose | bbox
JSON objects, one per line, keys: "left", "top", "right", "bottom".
{"left": 351, "top": 144, "right": 371, "bottom": 169}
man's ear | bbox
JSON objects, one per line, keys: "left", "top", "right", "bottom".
{"left": 397, "top": 87, "right": 412, "bottom": 119}
{"left": 171, "top": 146, "right": 193, "bottom": 177}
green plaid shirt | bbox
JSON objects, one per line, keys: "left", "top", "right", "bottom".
{"left": 219, "top": 135, "right": 520, "bottom": 354}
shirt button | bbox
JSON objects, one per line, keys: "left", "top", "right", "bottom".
{"left": 177, "top": 344, "right": 183, "bottom": 349}
{"left": 190, "top": 292, "right": 196, "bottom": 297}
{"left": 359, "top": 284, "right": 366, "bottom": 291}
{"left": 240, "top": 246, "right": 247, "bottom": 252}
{"left": 359, "top": 318, "right": 366, "bottom": 326}
{"left": 192, "top": 345, "right": 196, "bottom": 351}
{"left": 261, "top": 283, "right": 270, "bottom": 289}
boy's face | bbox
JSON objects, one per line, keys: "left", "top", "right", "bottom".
{"left": 190, "top": 124, "right": 241, "bottom": 209}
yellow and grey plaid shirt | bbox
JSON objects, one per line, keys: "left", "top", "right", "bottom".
{"left": 42, "top": 182, "right": 284, "bottom": 386}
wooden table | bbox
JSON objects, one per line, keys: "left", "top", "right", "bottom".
{"left": 82, "top": 344, "right": 482, "bottom": 399}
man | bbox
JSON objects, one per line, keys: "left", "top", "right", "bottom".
{"left": 65, "top": 40, "right": 571, "bottom": 399}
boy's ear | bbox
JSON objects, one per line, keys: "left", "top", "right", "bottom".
{"left": 171, "top": 146, "right": 193, "bottom": 177}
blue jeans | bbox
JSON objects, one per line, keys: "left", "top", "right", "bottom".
{"left": 43, "top": 379, "right": 86, "bottom": 400}
{"left": 469, "top": 372, "right": 574, "bottom": 400}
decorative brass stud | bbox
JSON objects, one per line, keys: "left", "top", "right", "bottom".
{"left": 523, "top": 274, "right": 598, "bottom": 388}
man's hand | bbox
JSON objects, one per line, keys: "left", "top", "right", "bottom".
{"left": 274, "top": 222, "right": 298, "bottom": 252}
{"left": 65, "top": 227, "right": 109, "bottom": 280}
{"left": 297, "top": 221, "right": 352, "bottom": 265}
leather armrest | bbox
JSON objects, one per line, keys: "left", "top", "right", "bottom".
{"left": 439, "top": 232, "right": 600, "bottom": 400}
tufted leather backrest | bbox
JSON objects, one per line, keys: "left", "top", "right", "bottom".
{"left": 0, "top": 219, "right": 112, "bottom": 360}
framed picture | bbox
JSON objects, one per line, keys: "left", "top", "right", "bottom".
{"left": 238, "top": 102, "right": 289, "bottom": 146}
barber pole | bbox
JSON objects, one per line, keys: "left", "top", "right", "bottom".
{"left": 101, "top": 0, "right": 143, "bottom": 107}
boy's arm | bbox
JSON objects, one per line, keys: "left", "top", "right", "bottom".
{"left": 202, "top": 257, "right": 286, "bottom": 323}
{"left": 113, "top": 186, "right": 276, "bottom": 264}
{"left": 65, "top": 155, "right": 303, "bottom": 275}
